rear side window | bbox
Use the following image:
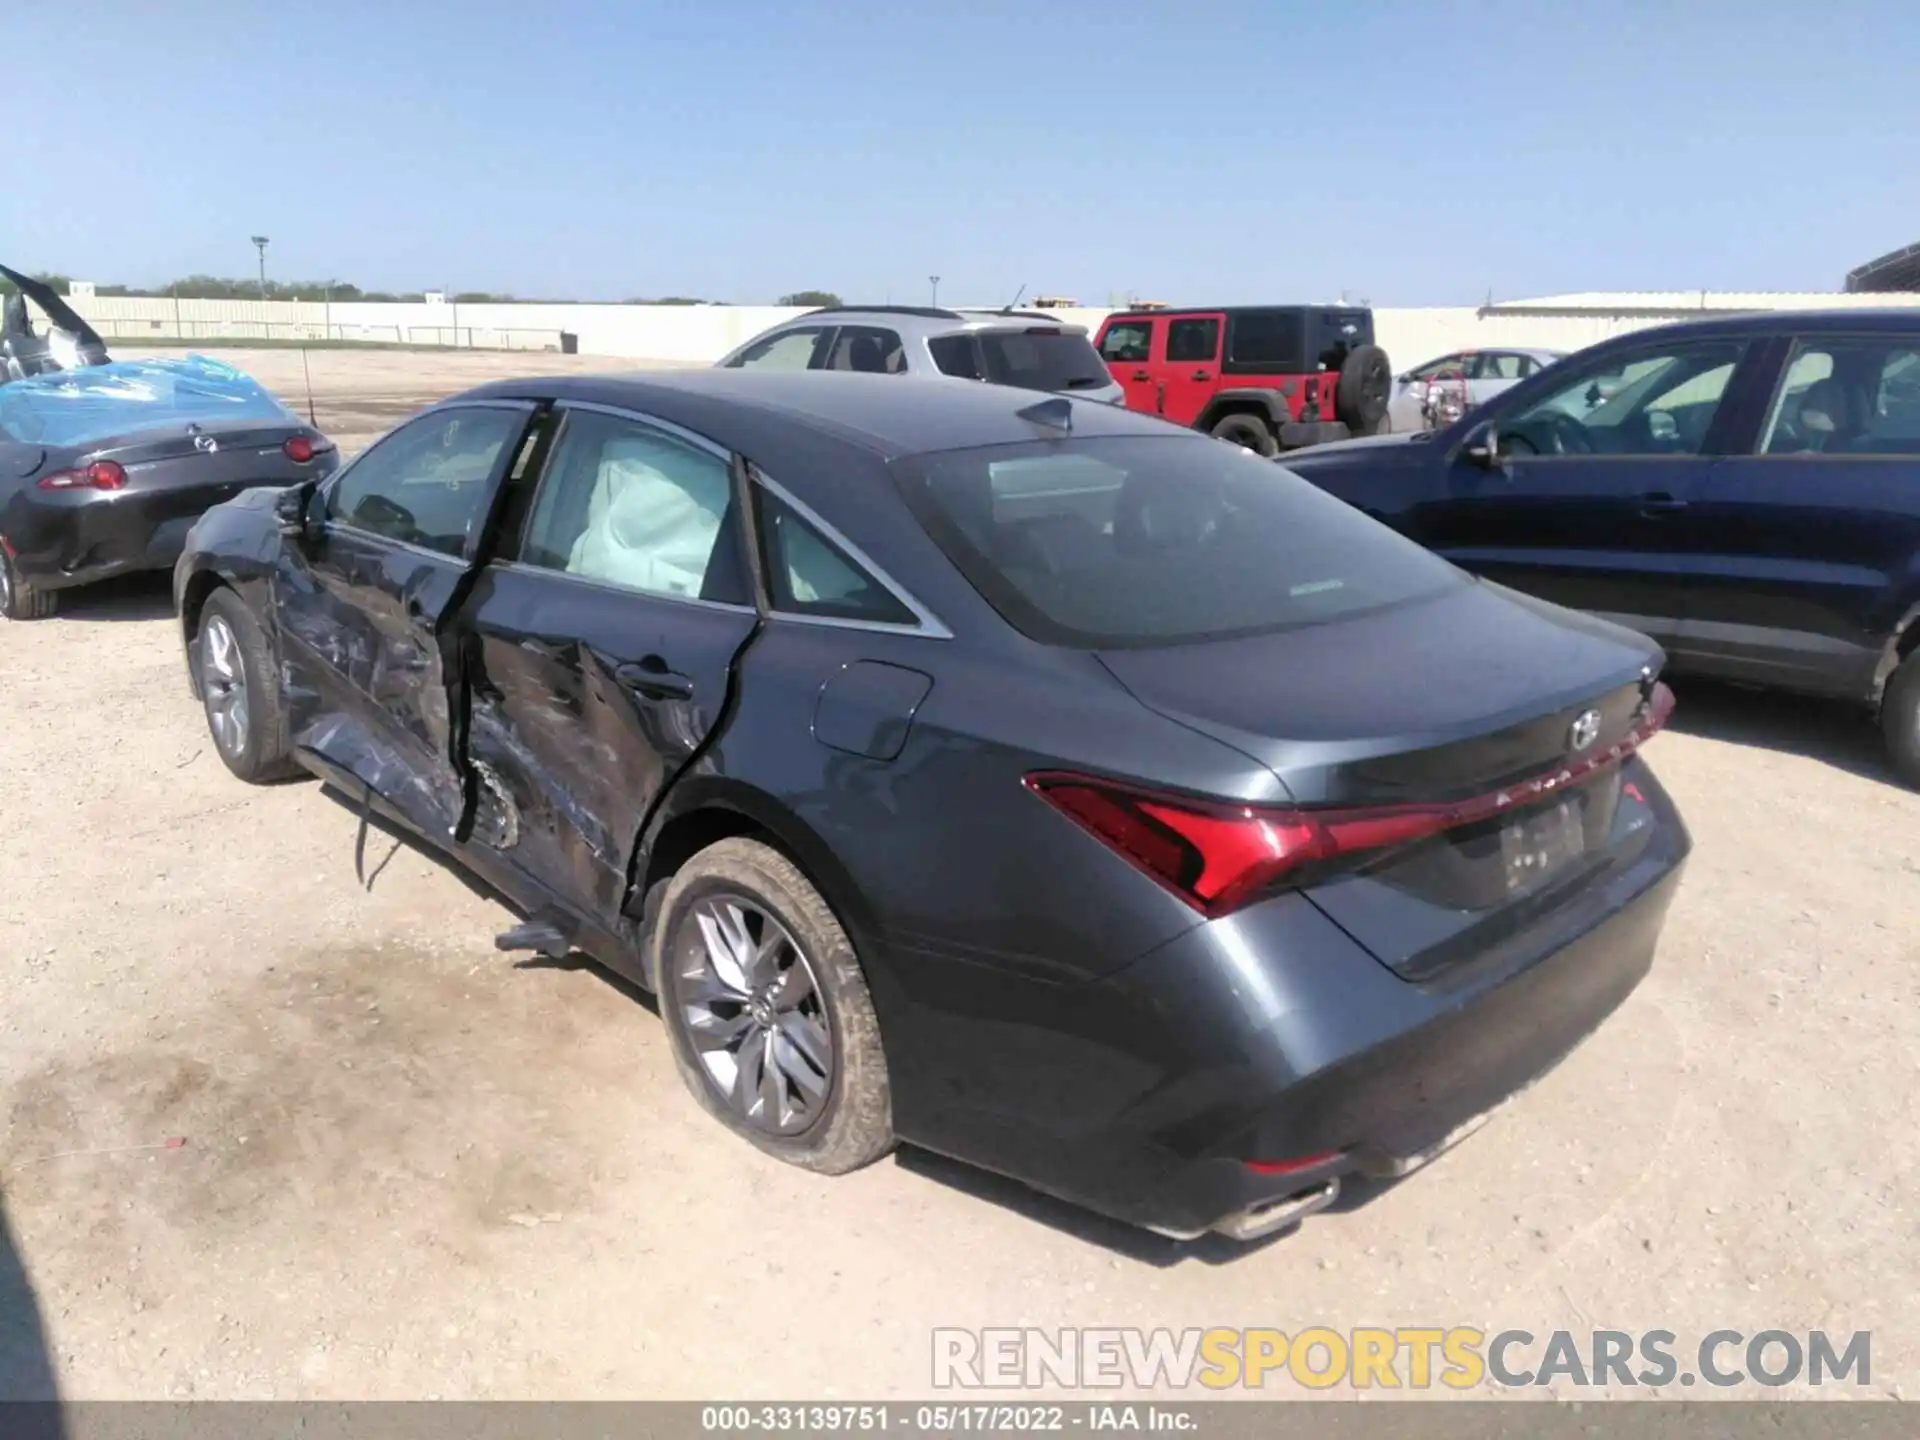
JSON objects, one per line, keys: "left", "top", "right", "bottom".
{"left": 1165, "top": 318, "right": 1221, "bottom": 364}
{"left": 1761, "top": 338, "right": 1920, "bottom": 456}
{"left": 928, "top": 335, "right": 983, "bottom": 381}
{"left": 1227, "top": 310, "right": 1305, "bottom": 370}
{"left": 1098, "top": 322, "right": 1154, "bottom": 362}
{"left": 1313, "top": 309, "right": 1373, "bottom": 368}
{"left": 823, "top": 326, "right": 907, "bottom": 374}
{"left": 890, "top": 437, "right": 1463, "bottom": 648}
{"left": 758, "top": 490, "right": 916, "bottom": 625}
{"left": 727, "top": 326, "right": 829, "bottom": 370}
{"left": 975, "top": 330, "right": 1111, "bottom": 392}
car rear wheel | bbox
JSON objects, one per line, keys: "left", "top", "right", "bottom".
{"left": 196, "top": 588, "right": 300, "bottom": 783}
{"left": 654, "top": 837, "right": 894, "bottom": 1175}
{"left": 0, "top": 549, "right": 57, "bottom": 620}
{"left": 1881, "top": 649, "right": 1920, "bottom": 788}
{"left": 1209, "top": 412, "right": 1278, "bottom": 457}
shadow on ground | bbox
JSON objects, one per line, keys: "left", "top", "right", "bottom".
{"left": 1666, "top": 678, "right": 1893, "bottom": 783}
{"left": 41, "top": 572, "right": 173, "bottom": 625}
{"left": 892, "top": 1148, "right": 1397, "bottom": 1268}
{"left": 314, "top": 781, "right": 658, "bottom": 1019}
{"left": 0, "top": 1197, "right": 63, "bottom": 1433}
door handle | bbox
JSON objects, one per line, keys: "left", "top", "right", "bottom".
{"left": 1638, "top": 492, "right": 1688, "bottom": 516}
{"left": 1191, "top": 370, "right": 1213, "bottom": 381}
{"left": 1131, "top": 369, "right": 1151, "bottom": 381}
{"left": 614, "top": 658, "right": 694, "bottom": 700}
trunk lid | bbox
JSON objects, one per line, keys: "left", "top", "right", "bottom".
{"left": 1095, "top": 581, "right": 1669, "bottom": 980}
{"left": 1095, "top": 579, "right": 1660, "bottom": 807}
{"left": 90, "top": 420, "right": 331, "bottom": 493}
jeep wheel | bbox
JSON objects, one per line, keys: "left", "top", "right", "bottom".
{"left": 1335, "top": 344, "right": 1393, "bottom": 435}
{"left": 1209, "top": 413, "right": 1277, "bottom": 458}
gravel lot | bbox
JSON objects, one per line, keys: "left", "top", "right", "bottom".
{"left": 1, "top": 350, "right": 1913, "bottom": 1401}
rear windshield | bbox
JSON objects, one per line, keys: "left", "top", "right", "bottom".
{"left": 964, "top": 329, "right": 1111, "bottom": 393}
{"left": 890, "top": 436, "right": 1464, "bottom": 648}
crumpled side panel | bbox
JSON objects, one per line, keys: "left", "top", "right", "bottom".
{"left": 0, "top": 355, "right": 294, "bottom": 447}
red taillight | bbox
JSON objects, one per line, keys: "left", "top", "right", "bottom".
{"left": 1028, "top": 683, "right": 1675, "bottom": 917}
{"left": 38, "top": 460, "right": 127, "bottom": 492}
{"left": 283, "top": 435, "right": 315, "bottom": 463}
{"left": 1245, "top": 1151, "right": 1343, "bottom": 1177}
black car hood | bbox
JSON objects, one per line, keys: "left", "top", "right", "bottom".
{"left": 1096, "top": 579, "right": 1662, "bottom": 805}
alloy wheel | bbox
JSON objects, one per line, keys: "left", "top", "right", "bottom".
{"left": 201, "top": 614, "right": 252, "bottom": 758}
{"left": 679, "top": 894, "right": 833, "bottom": 1136}
{"left": 0, "top": 557, "right": 12, "bottom": 616}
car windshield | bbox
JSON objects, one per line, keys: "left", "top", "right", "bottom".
{"left": 972, "top": 330, "right": 1111, "bottom": 392}
{"left": 890, "top": 436, "right": 1465, "bottom": 648}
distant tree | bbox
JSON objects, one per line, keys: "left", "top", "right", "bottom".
{"left": 778, "top": 290, "right": 841, "bottom": 307}
{"left": 0, "top": 272, "right": 72, "bottom": 295}
{"left": 453, "top": 291, "right": 514, "bottom": 303}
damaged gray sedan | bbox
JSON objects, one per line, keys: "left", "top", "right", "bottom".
{"left": 172, "top": 371, "right": 1687, "bottom": 1241}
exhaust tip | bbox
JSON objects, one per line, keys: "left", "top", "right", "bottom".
{"left": 1211, "top": 1176, "right": 1341, "bottom": 1242}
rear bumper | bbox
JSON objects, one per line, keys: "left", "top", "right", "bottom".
{"left": 888, "top": 758, "right": 1690, "bottom": 1241}
{"left": 2, "top": 478, "right": 287, "bottom": 592}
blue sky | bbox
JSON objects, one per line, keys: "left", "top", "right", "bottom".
{"left": 7, "top": 0, "right": 1916, "bottom": 304}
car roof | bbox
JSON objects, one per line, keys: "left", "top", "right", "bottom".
{"left": 1585, "top": 308, "right": 1920, "bottom": 343}
{"left": 452, "top": 369, "right": 1188, "bottom": 460}
{"left": 1101, "top": 304, "right": 1374, "bottom": 320}
{"left": 787, "top": 306, "right": 1073, "bottom": 333}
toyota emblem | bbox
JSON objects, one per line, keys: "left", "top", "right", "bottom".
{"left": 1568, "top": 708, "right": 1602, "bottom": 751}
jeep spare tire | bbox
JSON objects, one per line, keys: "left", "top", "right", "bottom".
{"left": 1335, "top": 344, "right": 1392, "bottom": 434}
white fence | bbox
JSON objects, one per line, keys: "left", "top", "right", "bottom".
{"left": 42, "top": 290, "right": 1920, "bottom": 370}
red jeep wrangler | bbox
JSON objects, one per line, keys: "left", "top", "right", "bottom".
{"left": 1092, "top": 305, "right": 1392, "bottom": 455}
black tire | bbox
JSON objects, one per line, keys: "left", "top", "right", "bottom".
{"left": 194, "top": 587, "right": 301, "bottom": 784}
{"left": 1208, "top": 412, "right": 1278, "bottom": 458}
{"left": 0, "top": 549, "right": 58, "bottom": 620}
{"left": 1335, "top": 343, "right": 1393, "bottom": 433}
{"left": 1881, "top": 649, "right": 1920, "bottom": 788}
{"left": 654, "top": 837, "right": 894, "bottom": 1175}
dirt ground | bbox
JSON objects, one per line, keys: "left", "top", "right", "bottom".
{"left": 0, "top": 350, "right": 1914, "bottom": 1402}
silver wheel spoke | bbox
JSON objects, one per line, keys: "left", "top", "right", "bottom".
{"left": 696, "top": 903, "right": 755, "bottom": 992}
{"left": 772, "top": 1026, "right": 829, "bottom": 1102}
{"left": 774, "top": 1012, "right": 830, "bottom": 1080}
{"left": 757, "top": 1032, "right": 787, "bottom": 1125}
{"left": 771, "top": 962, "right": 816, "bottom": 1013}
{"left": 734, "top": 1028, "right": 770, "bottom": 1119}
{"left": 680, "top": 960, "right": 748, "bottom": 1007}
{"left": 687, "top": 1008, "right": 755, "bottom": 1053}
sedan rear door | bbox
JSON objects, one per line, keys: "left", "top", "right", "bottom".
{"left": 1680, "top": 333, "right": 1920, "bottom": 697}
{"left": 276, "top": 401, "right": 539, "bottom": 836}
{"left": 1415, "top": 336, "right": 1764, "bottom": 646}
{"left": 456, "top": 403, "right": 762, "bottom": 935}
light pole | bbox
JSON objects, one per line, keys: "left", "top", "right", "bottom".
{"left": 929, "top": 275, "right": 941, "bottom": 308}
{"left": 250, "top": 236, "right": 270, "bottom": 301}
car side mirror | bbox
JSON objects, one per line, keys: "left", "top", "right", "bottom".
{"left": 1463, "top": 424, "right": 1500, "bottom": 468}
{"left": 275, "top": 480, "right": 319, "bottom": 543}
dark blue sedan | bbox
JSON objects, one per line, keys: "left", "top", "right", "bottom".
{"left": 1283, "top": 310, "right": 1920, "bottom": 784}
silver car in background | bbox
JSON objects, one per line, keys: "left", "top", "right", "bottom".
{"left": 1386, "top": 346, "right": 1566, "bottom": 432}
{"left": 718, "top": 305, "right": 1126, "bottom": 405}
